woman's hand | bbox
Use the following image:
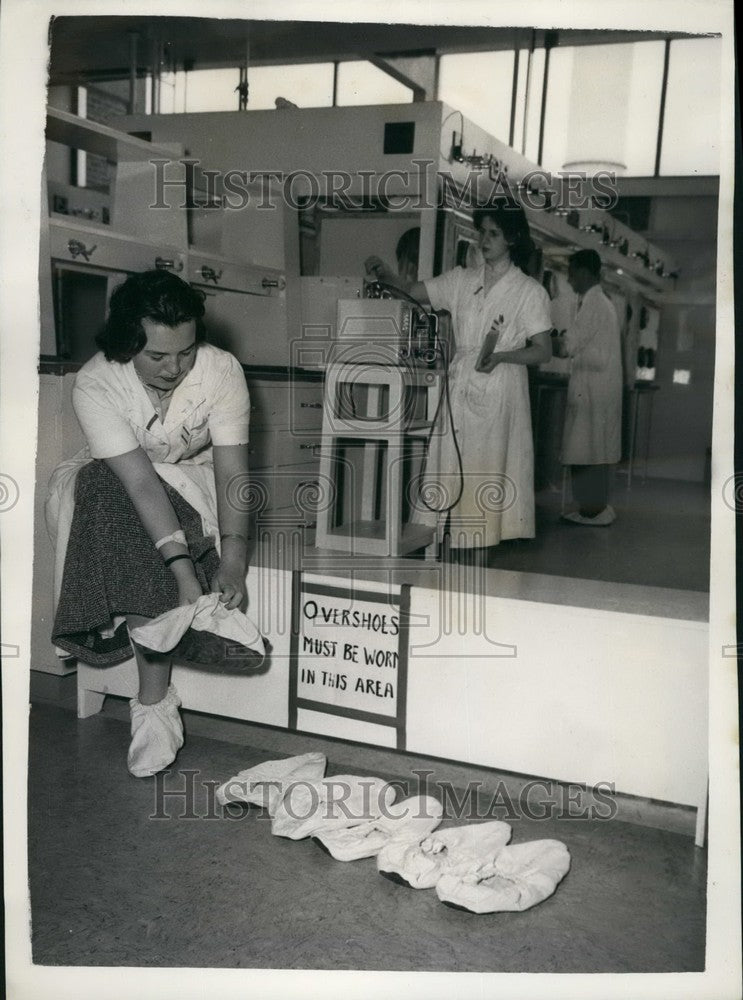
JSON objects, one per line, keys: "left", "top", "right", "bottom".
{"left": 476, "top": 353, "right": 503, "bottom": 374}
{"left": 555, "top": 339, "right": 569, "bottom": 359}
{"left": 364, "top": 255, "right": 391, "bottom": 281}
{"left": 211, "top": 553, "right": 247, "bottom": 611}
{"left": 173, "top": 567, "right": 204, "bottom": 607}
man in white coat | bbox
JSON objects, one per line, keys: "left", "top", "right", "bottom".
{"left": 559, "top": 250, "right": 623, "bottom": 526}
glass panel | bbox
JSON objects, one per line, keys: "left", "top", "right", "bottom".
{"left": 660, "top": 37, "right": 722, "bottom": 176}
{"left": 624, "top": 41, "right": 665, "bottom": 176}
{"left": 437, "top": 51, "right": 515, "bottom": 141}
{"left": 244, "top": 63, "right": 335, "bottom": 109}
{"left": 159, "top": 71, "right": 178, "bottom": 115}
{"left": 178, "top": 68, "right": 241, "bottom": 113}
{"left": 541, "top": 47, "right": 573, "bottom": 174}
{"left": 542, "top": 42, "right": 664, "bottom": 175}
{"left": 523, "top": 48, "right": 545, "bottom": 163}
{"left": 52, "top": 266, "right": 120, "bottom": 363}
{"left": 336, "top": 61, "right": 412, "bottom": 106}
{"left": 511, "top": 49, "right": 530, "bottom": 153}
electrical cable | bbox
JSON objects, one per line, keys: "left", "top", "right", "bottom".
{"left": 440, "top": 109, "right": 465, "bottom": 160}
{"left": 365, "top": 279, "right": 465, "bottom": 513}
{"left": 416, "top": 340, "right": 465, "bottom": 513}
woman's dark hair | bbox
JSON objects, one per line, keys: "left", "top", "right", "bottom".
{"left": 395, "top": 227, "right": 420, "bottom": 270}
{"left": 472, "top": 199, "right": 536, "bottom": 275}
{"left": 97, "top": 270, "right": 207, "bottom": 362}
{"left": 569, "top": 248, "right": 602, "bottom": 278}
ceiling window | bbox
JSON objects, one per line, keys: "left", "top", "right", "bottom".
{"left": 522, "top": 48, "right": 546, "bottom": 164}
{"left": 623, "top": 41, "right": 666, "bottom": 176}
{"left": 336, "top": 61, "right": 413, "bottom": 106}
{"left": 167, "top": 68, "right": 242, "bottom": 113}
{"left": 243, "top": 63, "right": 335, "bottom": 109}
{"left": 660, "top": 37, "right": 722, "bottom": 176}
{"left": 510, "top": 49, "right": 530, "bottom": 152}
{"left": 438, "top": 51, "right": 515, "bottom": 142}
{"left": 541, "top": 46, "right": 572, "bottom": 171}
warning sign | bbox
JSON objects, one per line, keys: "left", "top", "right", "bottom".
{"left": 289, "top": 576, "right": 409, "bottom": 747}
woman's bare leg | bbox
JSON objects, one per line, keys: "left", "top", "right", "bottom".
{"left": 126, "top": 613, "right": 171, "bottom": 705}
{"left": 124, "top": 615, "right": 183, "bottom": 778}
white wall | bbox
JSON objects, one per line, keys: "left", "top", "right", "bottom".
{"left": 76, "top": 565, "right": 708, "bottom": 813}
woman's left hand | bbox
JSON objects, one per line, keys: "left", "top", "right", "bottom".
{"left": 211, "top": 554, "right": 247, "bottom": 610}
{"left": 476, "top": 354, "right": 503, "bottom": 373}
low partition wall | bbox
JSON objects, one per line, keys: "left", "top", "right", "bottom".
{"left": 75, "top": 562, "right": 708, "bottom": 844}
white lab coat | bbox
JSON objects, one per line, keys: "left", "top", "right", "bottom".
{"left": 562, "top": 284, "right": 623, "bottom": 465}
{"left": 423, "top": 263, "right": 552, "bottom": 547}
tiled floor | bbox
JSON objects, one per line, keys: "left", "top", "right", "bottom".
{"left": 28, "top": 701, "right": 707, "bottom": 973}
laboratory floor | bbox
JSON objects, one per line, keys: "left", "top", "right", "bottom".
{"left": 485, "top": 477, "right": 710, "bottom": 592}
{"left": 28, "top": 694, "right": 707, "bottom": 973}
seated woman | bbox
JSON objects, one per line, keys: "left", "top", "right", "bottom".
{"left": 46, "top": 269, "right": 251, "bottom": 778}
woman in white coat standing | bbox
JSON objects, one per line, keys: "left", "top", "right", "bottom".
{"left": 366, "top": 199, "right": 552, "bottom": 558}
{"left": 559, "top": 249, "right": 623, "bottom": 525}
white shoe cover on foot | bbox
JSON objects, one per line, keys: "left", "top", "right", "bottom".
{"left": 435, "top": 839, "right": 571, "bottom": 913}
{"left": 127, "top": 685, "right": 184, "bottom": 778}
{"left": 272, "top": 775, "right": 396, "bottom": 840}
{"left": 562, "top": 506, "right": 615, "bottom": 526}
{"left": 313, "top": 796, "right": 444, "bottom": 861}
{"left": 377, "top": 820, "right": 512, "bottom": 889}
{"left": 216, "top": 753, "right": 327, "bottom": 815}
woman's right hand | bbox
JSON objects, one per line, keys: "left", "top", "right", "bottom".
{"left": 364, "top": 255, "right": 390, "bottom": 281}
{"left": 174, "top": 568, "right": 204, "bottom": 606}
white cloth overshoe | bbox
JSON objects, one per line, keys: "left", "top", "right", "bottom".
{"left": 313, "top": 796, "right": 444, "bottom": 861}
{"left": 376, "top": 820, "right": 512, "bottom": 889}
{"left": 435, "top": 839, "right": 571, "bottom": 913}
{"left": 127, "top": 684, "right": 184, "bottom": 778}
{"left": 128, "top": 592, "right": 265, "bottom": 657}
{"left": 562, "top": 505, "right": 616, "bottom": 526}
{"left": 216, "top": 753, "right": 328, "bottom": 815}
{"left": 272, "top": 775, "right": 397, "bottom": 841}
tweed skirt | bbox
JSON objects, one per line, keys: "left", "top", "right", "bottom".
{"left": 51, "top": 460, "right": 220, "bottom": 666}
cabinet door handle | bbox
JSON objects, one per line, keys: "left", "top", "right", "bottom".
{"left": 200, "top": 265, "right": 222, "bottom": 284}
{"left": 299, "top": 402, "right": 323, "bottom": 409}
{"left": 261, "top": 276, "right": 286, "bottom": 291}
{"left": 155, "top": 257, "right": 183, "bottom": 272}
{"left": 68, "top": 239, "right": 96, "bottom": 261}
{"left": 299, "top": 443, "right": 320, "bottom": 450}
